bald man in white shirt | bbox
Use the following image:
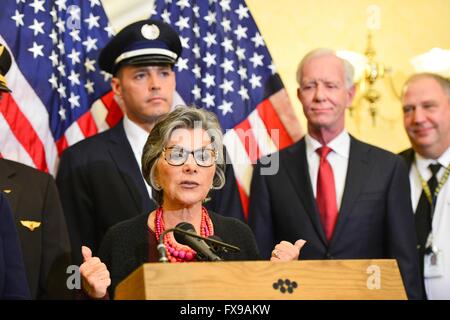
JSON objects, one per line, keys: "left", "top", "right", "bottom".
{"left": 400, "top": 73, "right": 450, "bottom": 299}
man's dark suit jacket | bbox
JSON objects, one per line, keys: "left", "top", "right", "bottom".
{"left": 0, "top": 192, "right": 30, "bottom": 299}
{"left": 399, "top": 147, "right": 427, "bottom": 299}
{"left": 248, "top": 136, "right": 422, "bottom": 299}
{"left": 56, "top": 120, "right": 245, "bottom": 265}
{"left": 0, "top": 159, "right": 71, "bottom": 299}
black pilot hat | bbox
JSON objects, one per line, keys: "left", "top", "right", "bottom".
{"left": 99, "top": 19, "right": 182, "bottom": 75}
{"left": 0, "top": 43, "right": 12, "bottom": 93}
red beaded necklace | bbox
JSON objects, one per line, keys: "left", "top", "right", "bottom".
{"left": 154, "top": 206, "right": 214, "bottom": 262}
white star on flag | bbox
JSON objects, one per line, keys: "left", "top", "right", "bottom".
{"left": 219, "top": 79, "right": 234, "bottom": 94}
{"left": 218, "top": 100, "right": 233, "bottom": 115}
{"left": 11, "top": 10, "right": 24, "bottom": 27}
{"left": 84, "top": 13, "right": 100, "bottom": 29}
{"left": 28, "top": 41, "right": 44, "bottom": 58}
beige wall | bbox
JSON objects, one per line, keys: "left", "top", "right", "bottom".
{"left": 103, "top": 0, "right": 450, "bottom": 153}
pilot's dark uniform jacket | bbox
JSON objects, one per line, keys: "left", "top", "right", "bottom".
{"left": 0, "top": 44, "right": 30, "bottom": 300}
{"left": 1, "top": 43, "right": 71, "bottom": 299}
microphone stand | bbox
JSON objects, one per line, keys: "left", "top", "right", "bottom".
{"left": 157, "top": 228, "right": 175, "bottom": 263}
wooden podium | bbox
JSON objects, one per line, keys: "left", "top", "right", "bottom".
{"left": 115, "top": 259, "right": 407, "bottom": 300}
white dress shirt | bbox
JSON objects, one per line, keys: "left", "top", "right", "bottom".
{"left": 410, "top": 146, "right": 450, "bottom": 299}
{"left": 123, "top": 115, "right": 153, "bottom": 199}
{"left": 305, "top": 130, "right": 350, "bottom": 210}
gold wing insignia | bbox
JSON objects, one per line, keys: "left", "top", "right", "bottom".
{"left": 20, "top": 220, "right": 41, "bottom": 231}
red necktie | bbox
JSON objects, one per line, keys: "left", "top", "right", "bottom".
{"left": 316, "top": 146, "right": 338, "bottom": 242}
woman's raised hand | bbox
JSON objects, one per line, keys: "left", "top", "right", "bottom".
{"left": 79, "top": 246, "right": 111, "bottom": 299}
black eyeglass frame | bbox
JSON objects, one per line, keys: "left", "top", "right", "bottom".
{"left": 162, "top": 146, "right": 217, "bottom": 167}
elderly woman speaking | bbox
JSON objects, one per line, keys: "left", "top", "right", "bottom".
{"left": 79, "top": 106, "right": 264, "bottom": 299}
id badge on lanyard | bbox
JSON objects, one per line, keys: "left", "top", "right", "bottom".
{"left": 424, "top": 234, "right": 445, "bottom": 278}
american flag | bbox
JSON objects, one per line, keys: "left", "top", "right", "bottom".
{"left": 0, "top": 0, "right": 121, "bottom": 175}
{"left": 150, "top": 0, "right": 303, "bottom": 216}
{"left": 0, "top": 0, "right": 303, "bottom": 217}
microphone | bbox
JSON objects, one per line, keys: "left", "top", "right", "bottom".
{"left": 174, "top": 222, "right": 223, "bottom": 261}
{"left": 174, "top": 225, "right": 240, "bottom": 253}
{"left": 207, "top": 235, "right": 231, "bottom": 256}
{"left": 156, "top": 222, "right": 241, "bottom": 262}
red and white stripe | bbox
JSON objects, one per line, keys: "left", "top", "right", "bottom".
{"left": 224, "top": 88, "right": 303, "bottom": 218}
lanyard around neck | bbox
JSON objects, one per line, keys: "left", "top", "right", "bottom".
{"left": 417, "top": 164, "right": 450, "bottom": 207}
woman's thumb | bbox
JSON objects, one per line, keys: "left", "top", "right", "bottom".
{"left": 294, "top": 239, "right": 307, "bottom": 250}
{"left": 81, "top": 246, "right": 92, "bottom": 262}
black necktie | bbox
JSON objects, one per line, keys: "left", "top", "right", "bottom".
{"left": 415, "top": 163, "right": 442, "bottom": 250}
{"left": 415, "top": 163, "right": 442, "bottom": 299}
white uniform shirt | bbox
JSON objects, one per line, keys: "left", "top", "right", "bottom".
{"left": 410, "top": 146, "right": 450, "bottom": 299}
{"left": 305, "top": 130, "right": 350, "bottom": 210}
{"left": 123, "top": 114, "right": 153, "bottom": 199}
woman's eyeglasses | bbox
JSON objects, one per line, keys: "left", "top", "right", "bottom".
{"left": 162, "top": 146, "right": 217, "bottom": 167}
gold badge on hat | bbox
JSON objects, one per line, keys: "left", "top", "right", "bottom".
{"left": 141, "top": 24, "right": 160, "bottom": 40}
{"left": 20, "top": 220, "right": 41, "bottom": 231}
